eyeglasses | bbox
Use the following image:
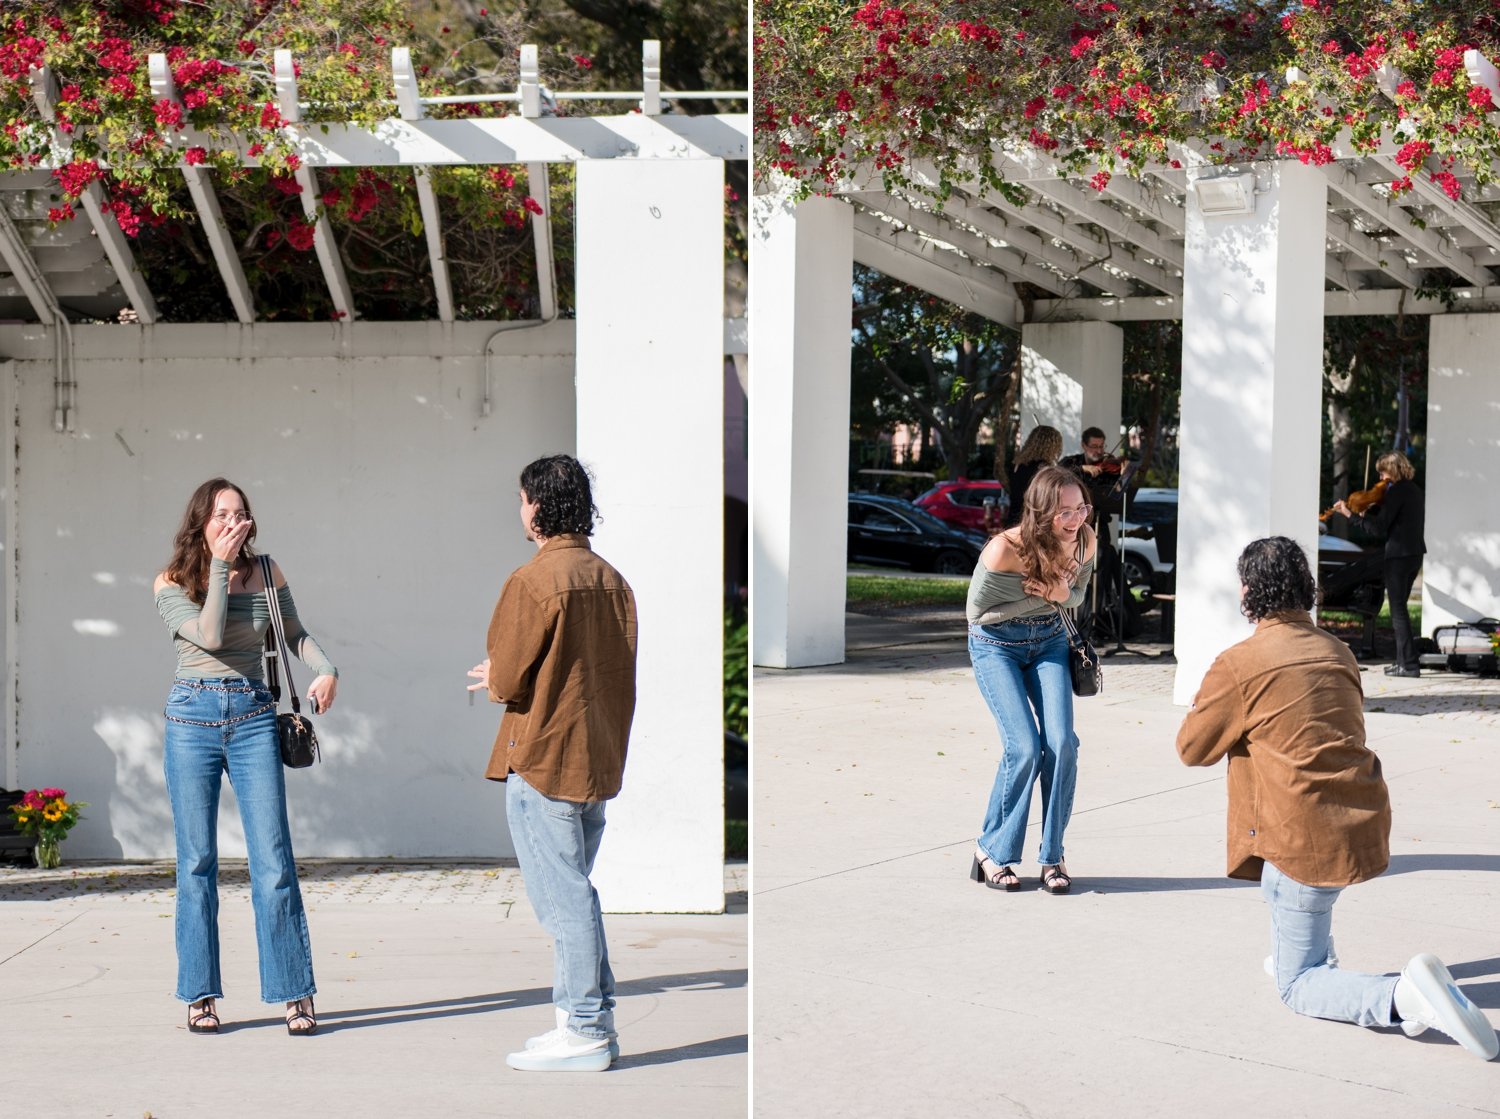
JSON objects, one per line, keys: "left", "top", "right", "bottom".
{"left": 1054, "top": 504, "right": 1092, "bottom": 522}
{"left": 210, "top": 511, "right": 252, "bottom": 525}
{"left": 1082, "top": 442, "right": 1106, "bottom": 453}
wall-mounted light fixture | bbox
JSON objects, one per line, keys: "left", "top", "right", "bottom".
{"left": 1191, "top": 171, "right": 1256, "bottom": 217}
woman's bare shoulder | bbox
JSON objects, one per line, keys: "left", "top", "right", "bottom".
{"left": 153, "top": 573, "right": 176, "bottom": 595}
{"left": 982, "top": 529, "right": 1025, "bottom": 573}
{"left": 1082, "top": 524, "right": 1099, "bottom": 564}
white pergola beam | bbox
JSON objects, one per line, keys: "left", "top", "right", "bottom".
{"left": 1027, "top": 178, "right": 1186, "bottom": 268}
{"left": 1371, "top": 154, "right": 1500, "bottom": 272}
{"left": 95, "top": 114, "right": 749, "bottom": 168}
{"left": 641, "top": 40, "right": 662, "bottom": 116}
{"left": 527, "top": 162, "right": 557, "bottom": 320}
{"left": 30, "top": 65, "right": 158, "bottom": 324}
{"left": 390, "top": 49, "right": 454, "bottom": 323}
{"left": 1324, "top": 211, "right": 1424, "bottom": 290}
{"left": 857, "top": 198, "right": 1078, "bottom": 298}
{"left": 0, "top": 204, "right": 58, "bottom": 323}
{"left": 851, "top": 215, "right": 1019, "bottom": 326}
{"left": 273, "top": 51, "right": 356, "bottom": 320}
{"left": 1027, "top": 285, "right": 1500, "bottom": 320}
{"left": 148, "top": 54, "right": 255, "bottom": 323}
{"left": 1320, "top": 164, "right": 1491, "bottom": 286}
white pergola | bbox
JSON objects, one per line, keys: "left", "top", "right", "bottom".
{"left": 0, "top": 43, "right": 748, "bottom": 913}
{"left": 753, "top": 54, "right": 1500, "bottom": 702}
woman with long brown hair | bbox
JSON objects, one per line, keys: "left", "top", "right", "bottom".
{"left": 965, "top": 465, "right": 1096, "bottom": 893}
{"left": 154, "top": 478, "right": 339, "bottom": 1036}
{"left": 1004, "top": 424, "right": 1063, "bottom": 528}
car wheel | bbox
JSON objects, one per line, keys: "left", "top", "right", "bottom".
{"left": 1121, "top": 554, "right": 1152, "bottom": 591}
{"left": 931, "top": 549, "right": 973, "bottom": 575}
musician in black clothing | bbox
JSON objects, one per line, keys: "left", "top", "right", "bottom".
{"left": 1334, "top": 451, "right": 1426, "bottom": 677}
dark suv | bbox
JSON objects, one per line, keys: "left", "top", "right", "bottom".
{"left": 848, "top": 494, "right": 984, "bottom": 575}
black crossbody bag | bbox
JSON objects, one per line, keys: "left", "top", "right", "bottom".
{"left": 260, "top": 555, "right": 321, "bottom": 768}
{"left": 1055, "top": 535, "right": 1102, "bottom": 697}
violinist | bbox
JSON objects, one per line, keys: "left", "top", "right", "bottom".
{"left": 1333, "top": 451, "right": 1426, "bottom": 677}
{"left": 1059, "top": 427, "right": 1132, "bottom": 636}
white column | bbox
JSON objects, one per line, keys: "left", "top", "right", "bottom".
{"left": 1424, "top": 316, "right": 1500, "bottom": 630}
{"left": 750, "top": 192, "right": 854, "bottom": 668}
{"left": 575, "top": 159, "right": 725, "bottom": 912}
{"left": 0, "top": 358, "right": 13, "bottom": 791}
{"left": 1019, "top": 321, "right": 1124, "bottom": 454}
{"left": 1174, "top": 162, "right": 1327, "bottom": 704}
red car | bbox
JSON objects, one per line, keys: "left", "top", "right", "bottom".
{"left": 914, "top": 481, "right": 1009, "bottom": 534}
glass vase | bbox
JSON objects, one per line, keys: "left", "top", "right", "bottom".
{"left": 34, "top": 837, "right": 61, "bottom": 869}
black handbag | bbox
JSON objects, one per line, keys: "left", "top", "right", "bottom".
{"left": 1055, "top": 605, "right": 1103, "bottom": 698}
{"left": 261, "top": 555, "right": 321, "bottom": 768}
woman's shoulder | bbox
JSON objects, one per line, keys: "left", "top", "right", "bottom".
{"left": 153, "top": 573, "right": 178, "bottom": 596}
{"left": 1081, "top": 523, "right": 1098, "bottom": 563}
{"left": 981, "top": 529, "right": 1025, "bottom": 573}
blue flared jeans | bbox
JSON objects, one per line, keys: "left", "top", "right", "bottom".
{"left": 1261, "top": 862, "right": 1397, "bottom": 1027}
{"left": 506, "top": 772, "right": 616, "bottom": 1039}
{"left": 163, "top": 677, "right": 316, "bottom": 1005}
{"left": 969, "top": 616, "right": 1080, "bottom": 867}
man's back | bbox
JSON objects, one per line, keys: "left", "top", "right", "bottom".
{"left": 484, "top": 535, "right": 637, "bottom": 801}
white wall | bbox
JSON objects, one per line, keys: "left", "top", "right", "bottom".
{"left": 1174, "top": 163, "right": 1327, "bottom": 704}
{"left": 1424, "top": 316, "right": 1500, "bottom": 630}
{"left": 1019, "top": 321, "right": 1124, "bottom": 455}
{"left": 0, "top": 321, "right": 575, "bottom": 863}
{"left": 575, "top": 159, "right": 726, "bottom": 913}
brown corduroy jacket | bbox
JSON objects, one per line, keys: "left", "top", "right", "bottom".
{"left": 1176, "top": 611, "right": 1390, "bottom": 887}
{"left": 484, "top": 534, "right": 637, "bottom": 801}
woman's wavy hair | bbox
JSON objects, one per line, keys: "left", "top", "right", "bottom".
{"left": 1376, "top": 450, "right": 1415, "bottom": 481}
{"left": 1014, "top": 425, "right": 1062, "bottom": 468}
{"left": 163, "top": 477, "right": 257, "bottom": 604}
{"left": 520, "top": 455, "right": 599, "bottom": 538}
{"left": 1237, "top": 536, "right": 1317, "bottom": 621}
{"left": 1014, "top": 465, "right": 1091, "bottom": 586}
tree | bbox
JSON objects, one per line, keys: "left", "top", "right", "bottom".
{"left": 851, "top": 264, "right": 1017, "bottom": 479}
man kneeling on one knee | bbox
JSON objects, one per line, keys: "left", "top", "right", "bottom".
{"left": 1176, "top": 536, "right": 1497, "bottom": 1061}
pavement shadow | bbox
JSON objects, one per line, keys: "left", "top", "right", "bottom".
{"left": 1384, "top": 854, "right": 1500, "bottom": 876}
{"left": 1073, "top": 875, "right": 1256, "bottom": 894}
{"left": 0, "top": 859, "right": 523, "bottom": 900}
{"left": 1364, "top": 694, "right": 1500, "bottom": 716}
{"left": 618, "top": 1033, "right": 747, "bottom": 1067}
{"left": 277, "top": 968, "right": 746, "bottom": 1034}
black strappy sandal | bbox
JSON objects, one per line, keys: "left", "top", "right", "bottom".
{"left": 1041, "top": 864, "right": 1072, "bottom": 894}
{"left": 188, "top": 998, "right": 219, "bottom": 1034}
{"left": 286, "top": 996, "right": 317, "bottom": 1036}
{"left": 970, "top": 850, "right": 1022, "bottom": 891}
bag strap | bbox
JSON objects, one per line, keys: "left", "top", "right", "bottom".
{"left": 259, "top": 554, "right": 302, "bottom": 715}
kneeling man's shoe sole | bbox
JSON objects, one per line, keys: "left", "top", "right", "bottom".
{"left": 1400, "top": 953, "right": 1499, "bottom": 1060}
{"left": 507, "top": 1030, "right": 613, "bottom": 1072}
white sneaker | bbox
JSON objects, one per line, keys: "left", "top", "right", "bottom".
{"left": 1393, "top": 953, "right": 1500, "bottom": 1060}
{"left": 506, "top": 1027, "right": 613, "bottom": 1072}
{"left": 525, "top": 1007, "right": 620, "bottom": 1062}
{"left": 1264, "top": 937, "right": 1338, "bottom": 978}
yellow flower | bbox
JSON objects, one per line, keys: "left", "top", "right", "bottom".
{"left": 43, "top": 807, "right": 63, "bottom": 822}
{"left": 15, "top": 812, "right": 29, "bottom": 825}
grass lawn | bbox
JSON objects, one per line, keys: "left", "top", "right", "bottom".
{"left": 847, "top": 574, "right": 969, "bottom": 608}
{"left": 1319, "top": 602, "right": 1420, "bottom": 631}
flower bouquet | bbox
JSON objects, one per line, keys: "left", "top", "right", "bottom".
{"left": 8, "top": 788, "right": 87, "bottom": 868}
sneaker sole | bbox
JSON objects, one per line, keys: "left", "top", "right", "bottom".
{"left": 1404, "top": 953, "right": 1500, "bottom": 1060}
{"left": 505, "top": 1048, "right": 613, "bottom": 1072}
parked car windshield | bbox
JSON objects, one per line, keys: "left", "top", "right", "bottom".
{"left": 851, "top": 497, "right": 955, "bottom": 536}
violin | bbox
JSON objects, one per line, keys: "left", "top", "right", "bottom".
{"left": 1319, "top": 478, "right": 1387, "bottom": 522}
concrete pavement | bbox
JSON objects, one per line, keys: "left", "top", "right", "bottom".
{"left": 754, "top": 610, "right": 1500, "bottom": 1118}
{"left": 0, "top": 861, "right": 746, "bottom": 1118}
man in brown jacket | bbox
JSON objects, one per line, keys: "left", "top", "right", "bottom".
{"left": 1177, "top": 536, "right": 1496, "bottom": 1060}
{"left": 468, "top": 454, "right": 638, "bottom": 1072}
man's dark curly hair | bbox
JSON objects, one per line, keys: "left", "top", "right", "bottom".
{"left": 1237, "top": 536, "right": 1318, "bottom": 620}
{"left": 520, "top": 454, "right": 599, "bottom": 538}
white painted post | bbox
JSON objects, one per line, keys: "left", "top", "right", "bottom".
{"left": 1174, "top": 162, "right": 1327, "bottom": 704}
{"left": 574, "top": 159, "right": 725, "bottom": 913}
{"left": 750, "top": 191, "right": 854, "bottom": 668}
{"left": 1020, "top": 321, "right": 1124, "bottom": 454}
{"left": 1424, "top": 316, "right": 1500, "bottom": 630}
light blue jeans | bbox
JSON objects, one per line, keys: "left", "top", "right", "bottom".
{"left": 163, "top": 677, "right": 315, "bottom": 1005}
{"left": 506, "top": 772, "right": 615, "bottom": 1039}
{"left": 1262, "top": 862, "right": 1397, "bottom": 1027}
{"left": 968, "top": 616, "right": 1079, "bottom": 867}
